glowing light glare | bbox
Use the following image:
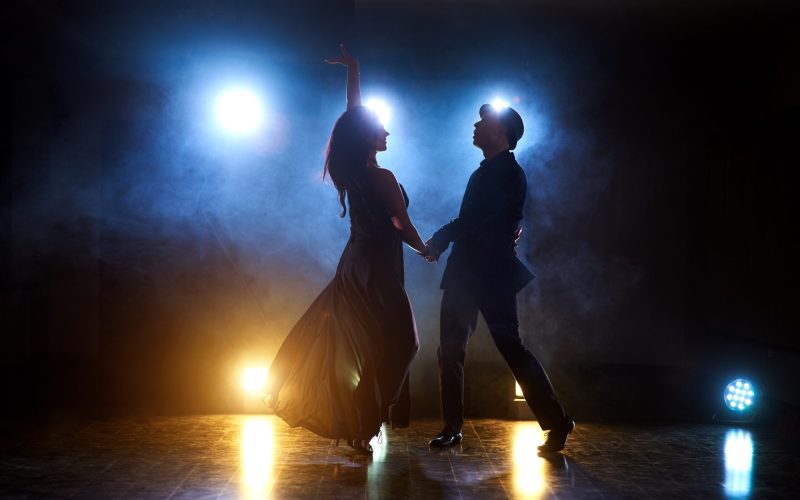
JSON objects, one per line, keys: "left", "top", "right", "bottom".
{"left": 515, "top": 381, "right": 524, "bottom": 399}
{"left": 724, "top": 429, "right": 753, "bottom": 497}
{"left": 371, "top": 424, "right": 388, "bottom": 461}
{"left": 491, "top": 97, "right": 511, "bottom": 110}
{"left": 512, "top": 423, "right": 546, "bottom": 497}
{"left": 724, "top": 379, "right": 757, "bottom": 412}
{"left": 215, "top": 87, "right": 265, "bottom": 135}
{"left": 241, "top": 417, "right": 274, "bottom": 497}
{"left": 366, "top": 425, "right": 389, "bottom": 499}
{"left": 364, "top": 98, "right": 391, "bottom": 126}
{"left": 242, "top": 367, "right": 269, "bottom": 395}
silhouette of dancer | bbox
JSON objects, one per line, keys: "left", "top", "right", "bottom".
{"left": 425, "top": 104, "right": 574, "bottom": 453}
{"left": 266, "top": 46, "right": 425, "bottom": 455}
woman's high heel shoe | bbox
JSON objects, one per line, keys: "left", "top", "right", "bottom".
{"left": 348, "top": 439, "right": 373, "bottom": 455}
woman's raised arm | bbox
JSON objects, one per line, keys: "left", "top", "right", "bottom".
{"left": 325, "top": 44, "right": 361, "bottom": 110}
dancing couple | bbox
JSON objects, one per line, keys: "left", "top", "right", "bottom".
{"left": 265, "top": 46, "right": 573, "bottom": 455}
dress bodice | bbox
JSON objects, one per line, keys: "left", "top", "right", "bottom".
{"left": 347, "top": 179, "right": 409, "bottom": 239}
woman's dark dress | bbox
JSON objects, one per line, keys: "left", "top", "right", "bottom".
{"left": 267, "top": 178, "right": 419, "bottom": 440}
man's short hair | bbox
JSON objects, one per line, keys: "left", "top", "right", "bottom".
{"left": 479, "top": 104, "right": 525, "bottom": 150}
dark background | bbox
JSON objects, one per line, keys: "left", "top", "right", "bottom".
{"left": 3, "top": 0, "right": 798, "bottom": 424}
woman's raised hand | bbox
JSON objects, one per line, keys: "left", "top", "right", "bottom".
{"left": 327, "top": 44, "right": 361, "bottom": 109}
{"left": 325, "top": 44, "right": 359, "bottom": 68}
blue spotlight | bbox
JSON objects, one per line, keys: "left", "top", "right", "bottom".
{"left": 724, "top": 379, "right": 757, "bottom": 412}
{"left": 214, "top": 87, "right": 265, "bottom": 135}
{"left": 364, "top": 98, "right": 391, "bottom": 126}
{"left": 490, "top": 97, "right": 510, "bottom": 110}
{"left": 714, "top": 377, "right": 760, "bottom": 424}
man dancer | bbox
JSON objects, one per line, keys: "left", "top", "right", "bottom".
{"left": 424, "top": 104, "right": 573, "bottom": 453}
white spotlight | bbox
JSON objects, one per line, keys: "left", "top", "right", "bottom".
{"left": 364, "top": 98, "right": 391, "bottom": 126}
{"left": 491, "top": 97, "right": 510, "bottom": 110}
{"left": 215, "top": 87, "right": 265, "bottom": 135}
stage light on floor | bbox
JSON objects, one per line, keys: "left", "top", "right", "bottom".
{"left": 242, "top": 367, "right": 269, "bottom": 395}
{"left": 511, "top": 380, "right": 532, "bottom": 419}
{"left": 724, "top": 379, "right": 757, "bottom": 413}
{"left": 715, "top": 377, "right": 759, "bottom": 424}
{"left": 364, "top": 98, "right": 391, "bottom": 126}
{"left": 215, "top": 87, "right": 265, "bottom": 135}
{"left": 491, "top": 97, "right": 510, "bottom": 110}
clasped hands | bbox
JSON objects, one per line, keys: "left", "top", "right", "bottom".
{"left": 418, "top": 227, "right": 523, "bottom": 264}
{"left": 420, "top": 239, "right": 441, "bottom": 263}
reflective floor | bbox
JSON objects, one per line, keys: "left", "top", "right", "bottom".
{"left": 0, "top": 415, "right": 796, "bottom": 499}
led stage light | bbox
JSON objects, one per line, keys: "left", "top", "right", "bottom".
{"left": 215, "top": 87, "right": 265, "bottom": 135}
{"left": 364, "top": 98, "right": 391, "bottom": 126}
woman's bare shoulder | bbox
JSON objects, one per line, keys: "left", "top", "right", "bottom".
{"left": 367, "top": 167, "right": 398, "bottom": 186}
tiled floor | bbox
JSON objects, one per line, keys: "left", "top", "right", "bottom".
{"left": 0, "top": 415, "right": 795, "bottom": 499}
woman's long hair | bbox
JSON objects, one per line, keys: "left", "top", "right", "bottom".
{"left": 323, "top": 106, "right": 380, "bottom": 217}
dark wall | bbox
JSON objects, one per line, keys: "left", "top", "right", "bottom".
{"left": 3, "top": 0, "right": 798, "bottom": 421}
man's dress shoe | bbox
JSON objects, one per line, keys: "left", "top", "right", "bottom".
{"left": 537, "top": 416, "right": 575, "bottom": 453}
{"left": 429, "top": 430, "right": 463, "bottom": 448}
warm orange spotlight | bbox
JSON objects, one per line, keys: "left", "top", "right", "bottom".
{"left": 511, "top": 380, "right": 534, "bottom": 419}
{"left": 242, "top": 367, "right": 269, "bottom": 395}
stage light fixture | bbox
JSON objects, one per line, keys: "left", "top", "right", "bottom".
{"left": 214, "top": 87, "right": 265, "bottom": 135}
{"left": 364, "top": 98, "right": 391, "bottom": 126}
{"left": 714, "top": 377, "right": 760, "bottom": 424}
{"left": 511, "top": 380, "right": 532, "bottom": 419}
{"left": 724, "top": 379, "right": 757, "bottom": 412}
{"left": 491, "top": 97, "right": 511, "bottom": 110}
{"left": 242, "top": 367, "right": 269, "bottom": 395}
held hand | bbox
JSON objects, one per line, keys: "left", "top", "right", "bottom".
{"left": 325, "top": 44, "right": 359, "bottom": 68}
{"left": 422, "top": 240, "right": 441, "bottom": 263}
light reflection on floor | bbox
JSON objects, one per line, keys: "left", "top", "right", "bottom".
{"left": 723, "top": 428, "right": 754, "bottom": 498}
{"left": 512, "top": 423, "right": 547, "bottom": 498}
{"left": 366, "top": 424, "right": 390, "bottom": 499}
{"left": 0, "top": 415, "right": 795, "bottom": 499}
{"left": 240, "top": 416, "right": 274, "bottom": 498}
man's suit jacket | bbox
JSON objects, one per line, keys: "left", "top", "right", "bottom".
{"left": 430, "top": 150, "right": 535, "bottom": 294}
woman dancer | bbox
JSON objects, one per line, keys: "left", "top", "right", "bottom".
{"left": 265, "top": 46, "right": 425, "bottom": 454}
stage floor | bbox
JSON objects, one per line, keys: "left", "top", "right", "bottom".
{"left": 0, "top": 414, "right": 794, "bottom": 499}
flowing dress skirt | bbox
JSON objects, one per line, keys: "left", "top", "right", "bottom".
{"left": 267, "top": 225, "right": 419, "bottom": 440}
